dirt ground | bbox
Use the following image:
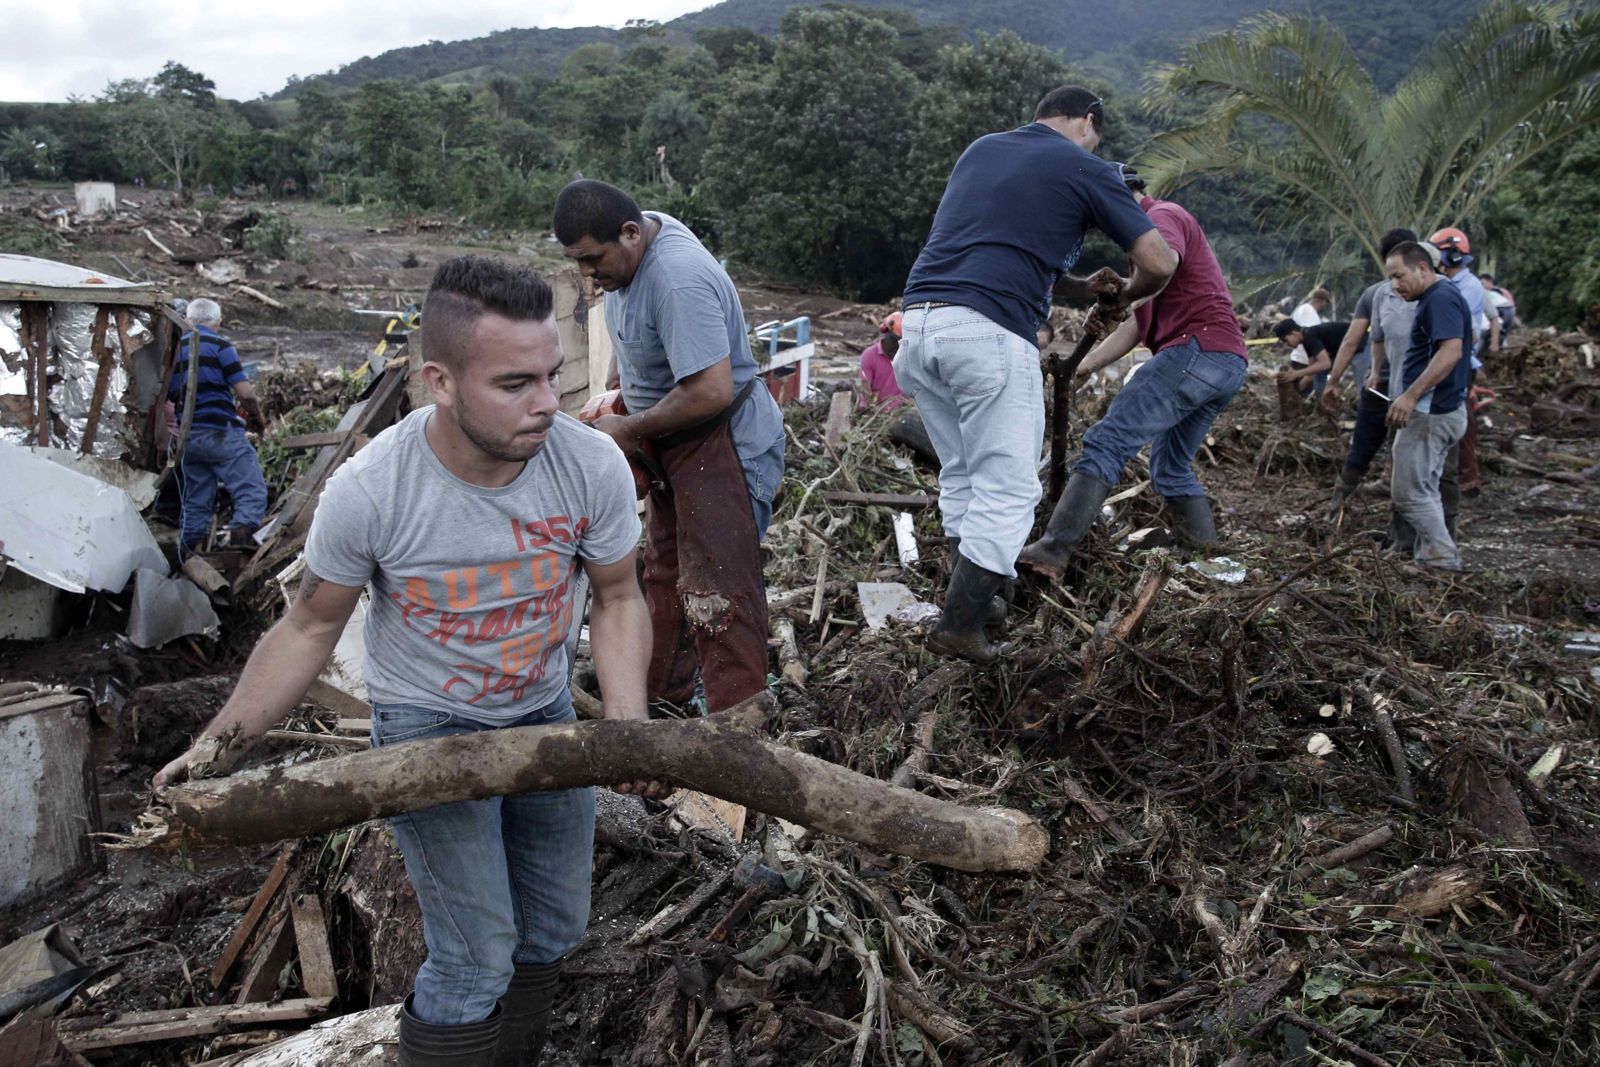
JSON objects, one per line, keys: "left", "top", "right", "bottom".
{"left": 2, "top": 187, "right": 1598, "bottom": 1065}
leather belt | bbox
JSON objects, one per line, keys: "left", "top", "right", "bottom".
{"left": 653, "top": 376, "right": 757, "bottom": 452}
{"left": 906, "top": 300, "right": 959, "bottom": 311}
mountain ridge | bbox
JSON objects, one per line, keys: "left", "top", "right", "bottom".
{"left": 280, "top": 0, "right": 1468, "bottom": 97}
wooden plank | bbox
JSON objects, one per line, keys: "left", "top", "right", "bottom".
{"left": 209, "top": 845, "right": 294, "bottom": 989}
{"left": 236, "top": 911, "right": 295, "bottom": 1004}
{"left": 289, "top": 894, "right": 338, "bottom": 1000}
{"left": 821, "top": 491, "right": 938, "bottom": 509}
{"left": 79, "top": 307, "right": 115, "bottom": 453}
{"left": 286, "top": 366, "right": 407, "bottom": 538}
{"left": 823, "top": 390, "right": 853, "bottom": 450}
{"left": 304, "top": 678, "right": 373, "bottom": 719}
{"left": 57, "top": 998, "right": 333, "bottom": 1052}
{"left": 25, "top": 303, "right": 50, "bottom": 446}
{"left": 277, "top": 430, "right": 367, "bottom": 451}
{"left": 0, "top": 284, "right": 171, "bottom": 308}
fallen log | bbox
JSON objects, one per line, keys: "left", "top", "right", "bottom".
{"left": 165, "top": 714, "right": 1047, "bottom": 873}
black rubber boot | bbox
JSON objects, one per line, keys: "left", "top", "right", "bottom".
{"left": 1327, "top": 471, "right": 1361, "bottom": 521}
{"left": 493, "top": 961, "right": 562, "bottom": 1067}
{"left": 1164, "top": 495, "right": 1219, "bottom": 550}
{"left": 228, "top": 523, "right": 260, "bottom": 547}
{"left": 946, "top": 537, "right": 1007, "bottom": 624}
{"left": 1445, "top": 510, "right": 1459, "bottom": 542}
{"left": 400, "top": 995, "right": 502, "bottom": 1066}
{"left": 1016, "top": 472, "right": 1111, "bottom": 580}
{"left": 928, "top": 557, "right": 1006, "bottom": 665}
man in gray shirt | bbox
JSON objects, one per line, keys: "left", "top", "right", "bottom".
{"left": 155, "top": 257, "right": 657, "bottom": 1065}
{"left": 556, "top": 180, "right": 784, "bottom": 714}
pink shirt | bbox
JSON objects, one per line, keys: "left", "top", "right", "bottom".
{"left": 859, "top": 340, "right": 905, "bottom": 410}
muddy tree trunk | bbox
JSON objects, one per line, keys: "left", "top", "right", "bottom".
{"left": 166, "top": 716, "right": 1048, "bottom": 874}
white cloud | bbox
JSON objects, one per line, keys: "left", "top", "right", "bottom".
{"left": 0, "top": 0, "right": 712, "bottom": 102}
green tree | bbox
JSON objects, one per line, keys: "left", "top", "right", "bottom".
{"left": 1141, "top": 1, "right": 1600, "bottom": 271}
{"left": 699, "top": 7, "right": 923, "bottom": 298}
{"left": 1, "top": 125, "right": 63, "bottom": 179}
{"left": 100, "top": 65, "right": 226, "bottom": 193}
{"left": 1481, "top": 128, "right": 1600, "bottom": 326}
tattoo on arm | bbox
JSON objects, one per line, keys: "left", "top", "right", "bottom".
{"left": 298, "top": 568, "right": 325, "bottom": 603}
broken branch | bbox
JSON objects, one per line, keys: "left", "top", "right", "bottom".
{"left": 165, "top": 714, "right": 1048, "bottom": 873}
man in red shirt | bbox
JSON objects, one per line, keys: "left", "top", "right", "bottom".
{"left": 1019, "top": 165, "right": 1248, "bottom": 578}
{"left": 858, "top": 311, "right": 906, "bottom": 410}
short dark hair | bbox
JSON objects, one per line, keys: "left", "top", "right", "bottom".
{"left": 1387, "top": 241, "right": 1435, "bottom": 271}
{"left": 1378, "top": 227, "right": 1418, "bottom": 260}
{"left": 553, "top": 179, "right": 644, "bottom": 245}
{"left": 1035, "top": 85, "right": 1104, "bottom": 130}
{"left": 421, "top": 256, "right": 554, "bottom": 370}
{"left": 1274, "top": 318, "right": 1303, "bottom": 342}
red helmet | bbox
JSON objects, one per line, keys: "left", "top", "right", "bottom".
{"left": 1429, "top": 227, "right": 1471, "bottom": 254}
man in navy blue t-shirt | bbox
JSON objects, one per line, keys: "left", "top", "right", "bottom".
{"left": 895, "top": 85, "right": 1177, "bottom": 663}
{"left": 168, "top": 298, "right": 269, "bottom": 555}
{"left": 1384, "top": 242, "right": 1473, "bottom": 570}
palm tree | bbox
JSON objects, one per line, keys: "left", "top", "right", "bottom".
{"left": 1141, "top": 0, "right": 1600, "bottom": 268}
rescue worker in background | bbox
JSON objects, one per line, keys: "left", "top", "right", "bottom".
{"left": 859, "top": 311, "right": 906, "bottom": 409}
{"left": 1320, "top": 228, "right": 1423, "bottom": 517}
{"left": 1273, "top": 317, "right": 1353, "bottom": 398}
{"left": 168, "top": 298, "right": 269, "bottom": 556}
{"left": 1018, "top": 163, "right": 1245, "bottom": 578}
{"left": 894, "top": 85, "right": 1177, "bottom": 664}
{"left": 554, "top": 180, "right": 784, "bottom": 712}
{"left": 1430, "top": 227, "right": 1491, "bottom": 497}
{"left": 1382, "top": 241, "right": 1474, "bottom": 569}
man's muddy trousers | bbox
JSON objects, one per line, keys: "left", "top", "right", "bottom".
{"left": 643, "top": 421, "right": 769, "bottom": 712}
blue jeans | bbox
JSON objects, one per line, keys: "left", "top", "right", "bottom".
{"left": 1076, "top": 338, "right": 1247, "bottom": 499}
{"left": 738, "top": 434, "right": 783, "bottom": 539}
{"left": 372, "top": 691, "right": 595, "bottom": 1025}
{"left": 178, "top": 425, "right": 268, "bottom": 545}
{"left": 893, "top": 305, "right": 1045, "bottom": 578}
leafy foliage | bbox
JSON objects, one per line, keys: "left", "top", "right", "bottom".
{"left": 1141, "top": 2, "right": 1600, "bottom": 276}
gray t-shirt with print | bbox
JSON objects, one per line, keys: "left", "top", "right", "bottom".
{"left": 1368, "top": 283, "right": 1426, "bottom": 413}
{"left": 304, "top": 408, "right": 641, "bottom": 724}
{"left": 602, "top": 212, "right": 785, "bottom": 493}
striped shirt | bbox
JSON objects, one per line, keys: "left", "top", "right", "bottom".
{"left": 168, "top": 326, "right": 246, "bottom": 428}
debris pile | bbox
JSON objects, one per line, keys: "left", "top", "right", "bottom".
{"left": 1, "top": 207, "right": 1597, "bottom": 1064}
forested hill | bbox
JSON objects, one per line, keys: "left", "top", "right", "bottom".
{"left": 285, "top": 0, "right": 1469, "bottom": 96}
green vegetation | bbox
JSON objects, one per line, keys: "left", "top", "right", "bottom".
{"left": 1143, "top": 1, "right": 1600, "bottom": 277}
{"left": 0, "top": 1, "right": 1595, "bottom": 324}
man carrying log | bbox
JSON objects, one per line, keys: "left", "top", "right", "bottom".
{"left": 895, "top": 86, "right": 1177, "bottom": 663}
{"left": 555, "top": 180, "right": 784, "bottom": 712}
{"left": 155, "top": 256, "right": 661, "bottom": 1066}
{"left": 1018, "top": 164, "right": 1245, "bottom": 578}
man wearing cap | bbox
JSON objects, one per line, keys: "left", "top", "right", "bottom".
{"left": 859, "top": 312, "right": 905, "bottom": 410}
{"left": 1382, "top": 241, "right": 1474, "bottom": 569}
{"left": 1019, "top": 164, "right": 1244, "bottom": 577}
{"left": 895, "top": 85, "right": 1178, "bottom": 663}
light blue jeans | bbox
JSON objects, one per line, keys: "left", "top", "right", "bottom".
{"left": 372, "top": 690, "right": 595, "bottom": 1025}
{"left": 893, "top": 305, "right": 1044, "bottom": 578}
{"left": 178, "top": 425, "right": 268, "bottom": 545}
{"left": 1075, "top": 337, "right": 1248, "bottom": 500}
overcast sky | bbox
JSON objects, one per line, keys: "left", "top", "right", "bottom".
{"left": 0, "top": 1, "right": 715, "bottom": 103}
